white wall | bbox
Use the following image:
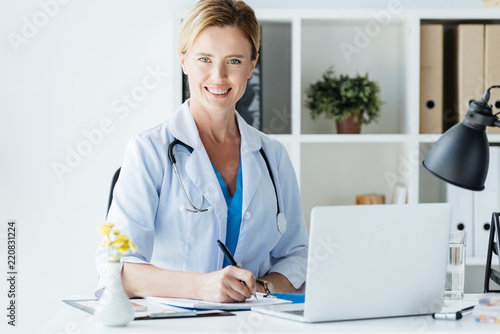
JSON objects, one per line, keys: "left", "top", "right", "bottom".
{"left": 0, "top": 0, "right": 489, "bottom": 333}
{"left": 0, "top": 1, "right": 181, "bottom": 332}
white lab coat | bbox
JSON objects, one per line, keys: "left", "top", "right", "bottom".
{"left": 95, "top": 100, "right": 308, "bottom": 296}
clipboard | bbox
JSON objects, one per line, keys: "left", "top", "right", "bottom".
{"left": 62, "top": 299, "right": 234, "bottom": 320}
{"left": 146, "top": 292, "right": 292, "bottom": 311}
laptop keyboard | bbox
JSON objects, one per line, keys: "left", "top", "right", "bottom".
{"left": 284, "top": 309, "right": 305, "bottom": 316}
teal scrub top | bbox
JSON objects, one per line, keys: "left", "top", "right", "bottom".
{"left": 212, "top": 161, "right": 243, "bottom": 267}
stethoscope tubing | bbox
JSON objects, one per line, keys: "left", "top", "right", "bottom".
{"left": 258, "top": 147, "right": 281, "bottom": 215}
{"left": 168, "top": 138, "right": 287, "bottom": 233}
{"left": 172, "top": 162, "right": 207, "bottom": 213}
{"left": 169, "top": 139, "right": 209, "bottom": 213}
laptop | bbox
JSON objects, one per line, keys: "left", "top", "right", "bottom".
{"left": 252, "top": 203, "right": 452, "bottom": 322}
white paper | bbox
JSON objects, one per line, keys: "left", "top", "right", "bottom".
{"left": 146, "top": 293, "right": 292, "bottom": 310}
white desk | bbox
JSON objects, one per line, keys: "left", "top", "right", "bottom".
{"left": 42, "top": 295, "right": 499, "bottom": 334}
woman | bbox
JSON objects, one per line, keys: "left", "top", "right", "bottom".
{"left": 95, "top": 0, "right": 308, "bottom": 303}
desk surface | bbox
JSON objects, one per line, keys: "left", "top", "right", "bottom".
{"left": 43, "top": 295, "right": 500, "bottom": 334}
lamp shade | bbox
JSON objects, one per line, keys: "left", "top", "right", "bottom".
{"left": 422, "top": 122, "right": 489, "bottom": 191}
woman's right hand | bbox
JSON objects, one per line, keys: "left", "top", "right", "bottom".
{"left": 195, "top": 266, "right": 257, "bottom": 303}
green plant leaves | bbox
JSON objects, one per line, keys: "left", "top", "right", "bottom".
{"left": 305, "top": 68, "right": 383, "bottom": 125}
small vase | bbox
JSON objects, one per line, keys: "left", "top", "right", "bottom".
{"left": 336, "top": 115, "right": 362, "bottom": 134}
{"left": 94, "top": 262, "right": 134, "bottom": 327}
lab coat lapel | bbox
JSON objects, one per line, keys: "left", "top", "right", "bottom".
{"left": 168, "top": 100, "right": 200, "bottom": 148}
{"left": 168, "top": 101, "right": 228, "bottom": 237}
{"left": 237, "top": 113, "right": 262, "bottom": 216}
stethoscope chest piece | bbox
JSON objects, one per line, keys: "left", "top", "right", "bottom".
{"left": 277, "top": 212, "right": 287, "bottom": 234}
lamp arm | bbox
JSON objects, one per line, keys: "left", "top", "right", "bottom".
{"left": 488, "top": 85, "right": 500, "bottom": 91}
{"left": 484, "top": 85, "right": 500, "bottom": 128}
{"left": 481, "top": 85, "right": 500, "bottom": 104}
{"left": 464, "top": 85, "right": 500, "bottom": 130}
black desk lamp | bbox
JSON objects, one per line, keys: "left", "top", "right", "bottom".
{"left": 422, "top": 85, "right": 500, "bottom": 293}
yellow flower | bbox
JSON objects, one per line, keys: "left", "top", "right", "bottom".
{"left": 118, "top": 243, "right": 129, "bottom": 254}
{"left": 110, "top": 234, "right": 126, "bottom": 246}
{"left": 98, "top": 221, "right": 135, "bottom": 261}
{"left": 98, "top": 222, "right": 115, "bottom": 236}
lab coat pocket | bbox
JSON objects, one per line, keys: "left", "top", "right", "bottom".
{"left": 179, "top": 207, "right": 220, "bottom": 272}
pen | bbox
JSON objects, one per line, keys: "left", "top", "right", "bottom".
{"left": 217, "top": 240, "right": 258, "bottom": 301}
{"left": 432, "top": 305, "right": 475, "bottom": 320}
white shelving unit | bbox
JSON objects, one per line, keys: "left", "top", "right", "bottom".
{"left": 254, "top": 8, "right": 500, "bottom": 230}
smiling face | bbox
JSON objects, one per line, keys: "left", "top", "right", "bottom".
{"left": 179, "top": 25, "right": 258, "bottom": 117}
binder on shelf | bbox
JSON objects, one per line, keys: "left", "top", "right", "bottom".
{"left": 483, "top": 0, "right": 500, "bottom": 9}
{"left": 420, "top": 24, "right": 444, "bottom": 134}
{"left": 447, "top": 183, "right": 474, "bottom": 258}
{"left": 454, "top": 24, "right": 485, "bottom": 125}
{"left": 473, "top": 146, "right": 500, "bottom": 257}
{"left": 484, "top": 24, "right": 500, "bottom": 134}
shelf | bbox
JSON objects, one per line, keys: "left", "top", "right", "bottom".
{"left": 256, "top": 8, "right": 500, "bottom": 21}
{"left": 299, "top": 134, "right": 413, "bottom": 143}
{"left": 268, "top": 133, "right": 417, "bottom": 145}
{"left": 419, "top": 134, "right": 500, "bottom": 144}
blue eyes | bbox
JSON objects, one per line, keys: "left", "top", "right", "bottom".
{"left": 198, "top": 58, "right": 241, "bottom": 64}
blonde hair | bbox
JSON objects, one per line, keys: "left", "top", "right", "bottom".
{"left": 179, "top": 0, "right": 260, "bottom": 60}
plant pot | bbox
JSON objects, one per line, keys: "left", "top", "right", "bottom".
{"left": 94, "top": 262, "right": 134, "bottom": 327}
{"left": 336, "top": 115, "right": 362, "bottom": 134}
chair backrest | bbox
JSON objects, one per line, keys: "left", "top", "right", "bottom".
{"left": 107, "top": 168, "right": 121, "bottom": 216}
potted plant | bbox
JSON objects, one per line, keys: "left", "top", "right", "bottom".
{"left": 305, "top": 68, "right": 383, "bottom": 134}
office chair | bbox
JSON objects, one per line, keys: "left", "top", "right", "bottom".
{"left": 107, "top": 168, "right": 121, "bottom": 216}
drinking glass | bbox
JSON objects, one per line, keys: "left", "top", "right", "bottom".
{"left": 444, "top": 231, "right": 466, "bottom": 300}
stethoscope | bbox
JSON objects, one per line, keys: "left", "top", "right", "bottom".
{"left": 168, "top": 138, "right": 287, "bottom": 234}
